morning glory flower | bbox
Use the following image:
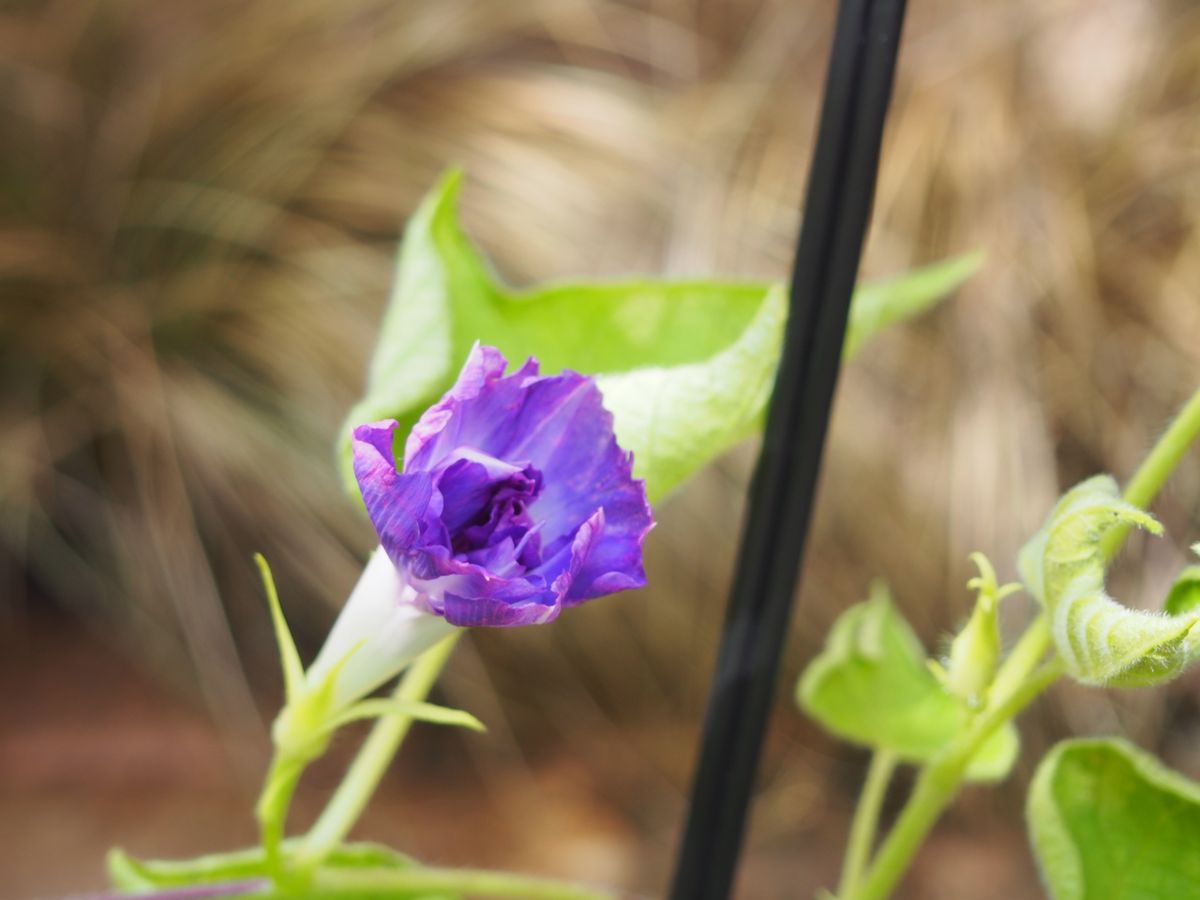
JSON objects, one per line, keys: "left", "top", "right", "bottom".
{"left": 306, "top": 343, "right": 654, "bottom": 707}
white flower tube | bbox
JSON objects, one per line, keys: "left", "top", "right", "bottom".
{"left": 305, "top": 547, "right": 457, "bottom": 710}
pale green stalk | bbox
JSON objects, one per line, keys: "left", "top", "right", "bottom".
{"left": 850, "top": 656, "right": 1063, "bottom": 900}
{"left": 298, "top": 865, "right": 614, "bottom": 899}
{"left": 298, "top": 632, "right": 462, "bottom": 866}
{"left": 1102, "top": 386, "right": 1200, "bottom": 558}
{"left": 837, "top": 750, "right": 896, "bottom": 898}
{"left": 985, "top": 614, "right": 1051, "bottom": 704}
{"left": 256, "top": 751, "right": 307, "bottom": 880}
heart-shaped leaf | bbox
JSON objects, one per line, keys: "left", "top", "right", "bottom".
{"left": 341, "top": 172, "right": 977, "bottom": 502}
{"left": 796, "top": 583, "right": 1018, "bottom": 781}
{"left": 1028, "top": 737, "right": 1200, "bottom": 899}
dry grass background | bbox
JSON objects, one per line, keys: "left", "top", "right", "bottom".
{"left": 2, "top": 0, "right": 1200, "bottom": 897}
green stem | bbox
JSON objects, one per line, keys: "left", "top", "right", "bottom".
{"left": 851, "top": 655, "right": 1064, "bottom": 900}
{"left": 256, "top": 753, "right": 307, "bottom": 881}
{"left": 298, "top": 632, "right": 462, "bottom": 866}
{"left": 838, "top": 750, "right": 897, "bottom": 898}
{"left": 293, "top": 865, "right": 614, "bottom": 900}
{"left": 986, "top": 614, "right": 1051, "bottom": 704}
{"left": 1103, "top": 385, "right": 1200, "bottom": 558}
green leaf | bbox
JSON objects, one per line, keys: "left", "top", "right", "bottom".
{"left": 1164, "top": 565, "right": 1200, "bottom": 616}
{"left": 796, "top": 583, "right": 1018, "bottom": 781}
{"left": 596, "top": 286, "right": 784, "bottom": 501}
{"left": 1027, "top": 737, "right": 1200, "bottom": 900}
{"left": 1017, "top": 475, "right": 1200, "bottom": 686}
{"left": 107, "top": 841, "right": 417, "bottom": 889}
{"left": 340, "top": 172, "right": 975, "bottom": 502}
{"left": 842, "top": 251, "right": 982, "bottom": 359}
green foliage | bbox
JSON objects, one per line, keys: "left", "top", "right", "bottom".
{"left": 594, "top": 286, "right": 784, "bottom": 500}
{"left": 1164, "top": 564, "right": 1200, "bottom": 616}
{"left": 842, "top": 251, "right": 982, "bottom": 359}
{"left": 341, "top": 171, "right": 977, "bottom": 502}
{"left": 796, "top": 583, "right": 1018, "bottom": 781}
{"left": 1027, "top": 738, "right": 1200, "bottom": 900}
{"left": 1018, "top": 475, "right": 1200, "bottom": 686}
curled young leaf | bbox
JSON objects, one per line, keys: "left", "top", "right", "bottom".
{"left": 796, "top": 583, "right": 1018, "bottom": 781}
{"left": 1027, "top": 738, "right": 1200, "bottom": 900}
{"left": 1017, "top": 475, "right": 1200, "bottom": 686}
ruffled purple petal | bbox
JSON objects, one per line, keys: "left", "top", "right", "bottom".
{"left": 415, "top": 545, "right": 554, "bottom": 626}
{"left": 437, "top": 509, "right": 606, "bottom": 627}
{"left": 497, "top": 374, "right": 652, "bottom": 602}
{"left": 441, "top": 580, "right": 557, "bottom": 627}
{"left": 353, "top": 420, "right": 441, "bottom": 559}
{"left": 404, "top": 343, "right": 537, "bottom": 472}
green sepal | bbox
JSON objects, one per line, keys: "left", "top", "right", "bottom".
{"left": 269, "top": 646, "right": 348, "bottom": 764}
{"left": 327, "top": 698, "right": 485, "bottom": 734}
{"left": 340, "top": 172, "right": 977, "bottom": 502}
{"left": 1027, "top": 737, "right": 1200, "bottom": 900}
{"left": 797, "top": 583, "right": 1019, "bottom": 781}
{"left": 1018, "top": 475, "right": 1200, "bottom": 686}
{"left": 256, "top": 553, "right": 304, "bottom": 705}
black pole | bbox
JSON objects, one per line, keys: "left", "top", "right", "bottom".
{"left": 668, "top": 1, "right": 908, "bottom": 897}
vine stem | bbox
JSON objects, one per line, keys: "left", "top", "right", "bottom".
{"left": 256, "top": 754, "right": 306, "bottom": 880}
{"left": 837, "top": 750, "right": 896, "bottom": 898}
{"left": 1102, "top": 385, "right": 1200, "bottom": 558}
{"left": 297, "top": 865, "right": 614, "bottom": 900}
{"left": 297, "top": 632, "right": 462, "bottom": 867}
{"left": 850, "top": 654, "right": 1064, "bottom": 900}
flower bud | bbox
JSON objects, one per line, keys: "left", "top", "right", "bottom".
{"left": 298, "top": 343, "right": 653, "bottom": 718}
{"left": 937, "top": 553, "right": 1016, "bottom": 709}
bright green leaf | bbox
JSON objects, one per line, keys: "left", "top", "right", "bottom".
{"left": 1017, "top": 475, "right": 1200, "bottom": 686}
{"left": 596, "top": 286, "right": 784, "bottom": 501}
{"left": 796, "top": 583, "right": 1018, "bottom": 781}
{"left": 842, "top": 250, "right": 982, "bottom": 359}
{"left": 1028, "top": 737, "right": 1200, "bottom": 900}
{"left": 341, "top": 170, "right": 492, "bottom": 476}
{"left": 1164, "top": 566, "right": 1200, "bottom": 616}
{"left": 340, "top": 172, "right": 975, "bottom": 502}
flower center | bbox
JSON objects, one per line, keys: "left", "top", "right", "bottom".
{"left": 433, "top": 448, "right": 545, "bottom": 571}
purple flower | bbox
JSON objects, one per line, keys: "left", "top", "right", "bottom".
{"left": 352, "top": 344, "right": 653, "bottom": 628}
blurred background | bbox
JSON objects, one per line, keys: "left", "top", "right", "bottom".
{"left": 2, "top": 0, "right": 1200, "bottom": 897}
